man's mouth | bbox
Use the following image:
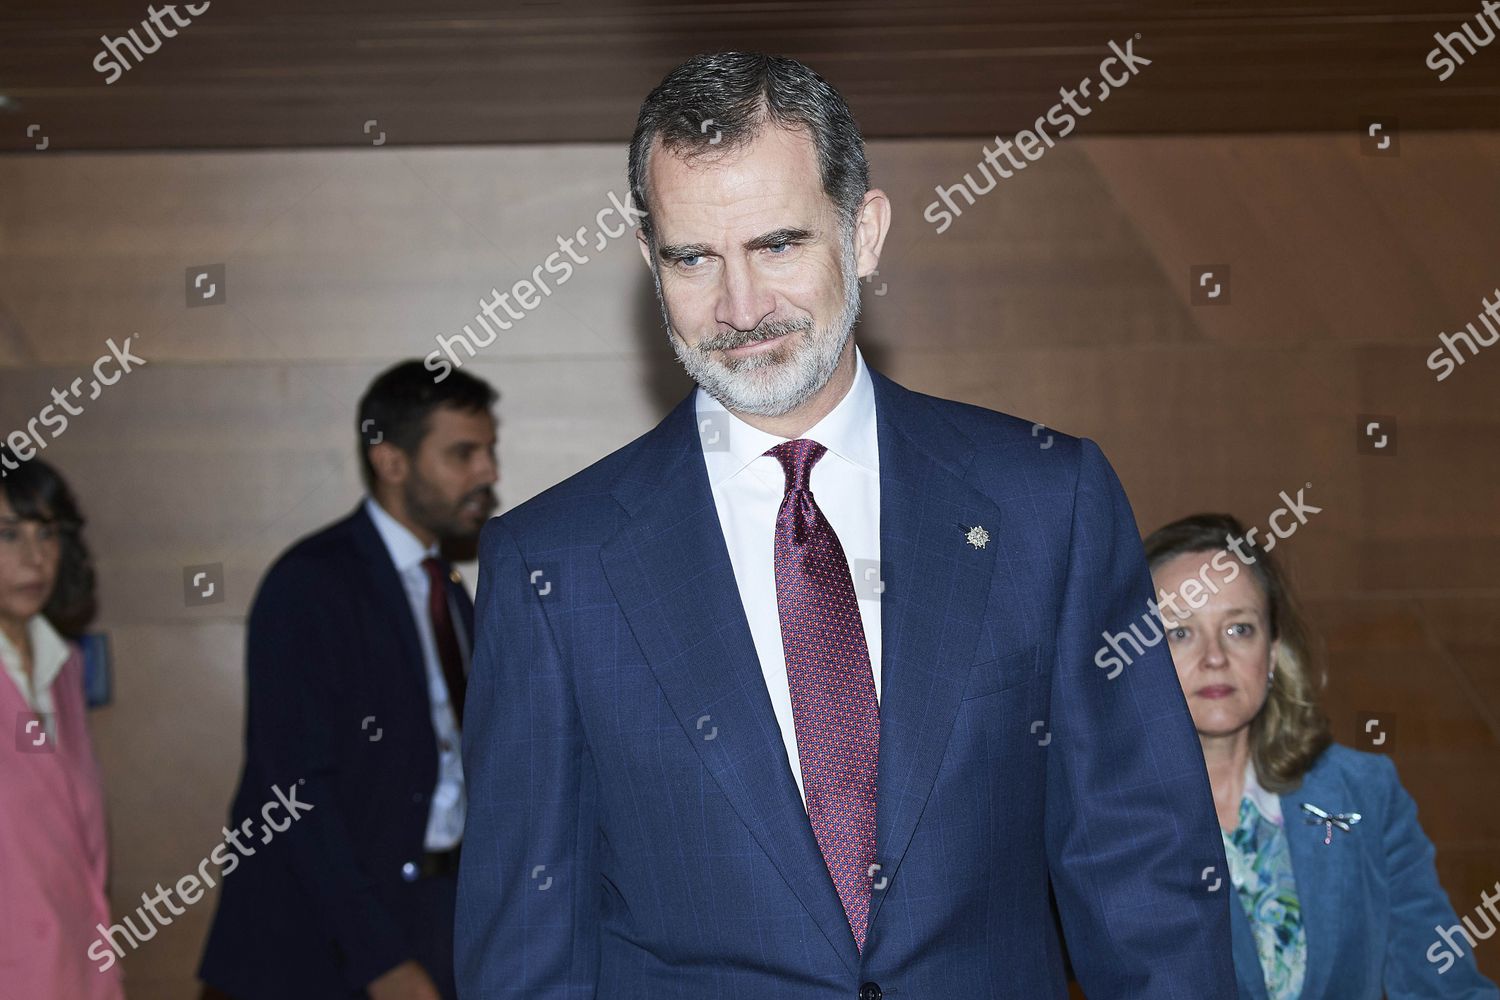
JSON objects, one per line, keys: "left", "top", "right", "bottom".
{"left": 699, "top": 319, "right": 810, "bottom": 357}
{"left": 460, "top": 494, "right": 495, "bottom": 518}
{"left": 723, "top": 331, "right": 790, "bottom": 357}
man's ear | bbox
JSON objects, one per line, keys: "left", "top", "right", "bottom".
{"left": 853, "top": 188, "right": 893, "bottom": 280}
{"left": 367, "top": 440, "right": 410, "bottom": 488}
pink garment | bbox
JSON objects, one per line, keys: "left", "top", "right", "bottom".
{"left": 0, "top": 641, "right": 125, "bottom": 1000}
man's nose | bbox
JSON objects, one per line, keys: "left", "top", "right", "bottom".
{"left": 715, "top": 258, "right": 775, "bottom": 333}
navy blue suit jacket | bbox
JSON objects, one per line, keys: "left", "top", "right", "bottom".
{"left": 1229, "top": 744, "right": 1497, "bottom": 999}
{"left": 200, "top": 505, "right": 474, "bottom": 998}
{"left": 457, "top": 369, "right": 1236, "bottom": 998}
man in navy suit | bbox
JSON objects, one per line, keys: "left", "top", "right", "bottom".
{"left": 457, "top": 53, "right": 1236, "bottom": 998}
{"left": 200, "top": 361, "right": 498, "bottom": 1000}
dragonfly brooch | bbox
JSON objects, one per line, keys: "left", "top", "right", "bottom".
{"left": 1300, "top": 802, "right": 1362, "bottom": 845}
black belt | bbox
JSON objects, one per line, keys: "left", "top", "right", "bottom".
{"left": 419, "top": 844, "right": 461, "bottom": 878}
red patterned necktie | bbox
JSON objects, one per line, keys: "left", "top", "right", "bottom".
{"left": 421, "top": 556, "right": 468, "bottom": 724}
{"left": 767, "top": 438, "right": 880, "bottom": 952}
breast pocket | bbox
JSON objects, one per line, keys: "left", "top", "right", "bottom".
{"left": 960, "top": 645, "right": 1040, "bottom": 701}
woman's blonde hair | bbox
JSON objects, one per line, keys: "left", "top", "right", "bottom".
{"left": 1143, "top": 513, "right": 1331, "bottom": 793}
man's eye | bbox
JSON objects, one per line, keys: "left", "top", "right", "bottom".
{"left": 678, "top": 255, "right": 703, "bottom": 268}
{"left": 767, "top": 242, "right": 791, "bottom": 254}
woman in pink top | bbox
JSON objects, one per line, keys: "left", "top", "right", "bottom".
{"left": 0, "top": 456, "right": 124, "bottom": 999}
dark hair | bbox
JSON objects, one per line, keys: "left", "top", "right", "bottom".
{"left": 356, "top": 361, "right": 498, "bottom": 490}
{"left": 0, "top": 455, "right": 97, "bottom": 637}
{"left": 628, "top": 51, "right": 870, "bottom": 246}
{"left": 1143, "top": 512, "right": 1331, "bottom": 792}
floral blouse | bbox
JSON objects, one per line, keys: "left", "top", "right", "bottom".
{"left": 1221, "top": 763, "right": 1307, "bottom": 1000}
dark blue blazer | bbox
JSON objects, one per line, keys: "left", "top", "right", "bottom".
{"left": 456, "top": 368, "right": 1237, "bottom": 998}
{"left": 199, "top": 505, "right": 473, "bottom": 999}
{"left": 1229, "top": 744, "right": 1498, "bottom": 999}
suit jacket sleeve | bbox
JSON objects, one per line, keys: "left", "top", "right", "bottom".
{"left": 456, "top": 515, "right": 601, "bottom": 998}
{"left": 1380, "top": 755, "right": 1499, "bottom": 998}
{"left": 244, "top": 559, "right": 412, "bottom": 989}
{"left": 1043, "top": 439, "right": 1238, "bottom": 998}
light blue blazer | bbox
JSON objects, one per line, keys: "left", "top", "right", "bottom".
{"left": 1229, "top": 743, "right": 1498, "bottom": 999}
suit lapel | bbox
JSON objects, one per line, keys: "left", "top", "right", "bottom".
{"left": 1284, "top": 760, "right": 1350, "bottom": 1000}
{"left": 599, "top": 392, "right": 861, "bottom": 975}
{"left": 349, "top": 506, "right": 429, "bottom": 706}
{"left": 863, "top": 371, "right": 1001, "bottom": 933}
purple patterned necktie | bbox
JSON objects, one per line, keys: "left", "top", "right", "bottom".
{"left": 767, "top": 438, "right": 880, "bottom": 952}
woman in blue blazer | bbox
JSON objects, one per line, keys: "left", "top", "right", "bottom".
{"left": 1144, "top": 513, "right": 1497, "bottom": 999}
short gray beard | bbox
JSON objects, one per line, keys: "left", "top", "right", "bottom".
{"left": 655, "top": 230, "right": 863, "bottom": 417}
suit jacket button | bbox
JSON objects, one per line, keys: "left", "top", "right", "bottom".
{"left": 400, "top": 861, "right": 420, "bottom": 882}
{"left": 859, "top": 983, "right": 882, "bottom": 1000}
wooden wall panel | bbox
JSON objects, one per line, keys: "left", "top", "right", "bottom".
{"left": 1, "top": 132, "right": 1496, "bottom": 993}
{"left": 5, "top": 1, "right": 1500, "bottom": 150}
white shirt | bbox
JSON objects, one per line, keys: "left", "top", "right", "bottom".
{"left": 0, "top": 614, "right": 70, "bottom": 742}
{"left": 364, "top": 497, "right": 466, "bottom": 851}
{"left": 696, "top": 347, "right": 882, "bottom": 807}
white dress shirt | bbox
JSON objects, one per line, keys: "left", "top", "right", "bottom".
{"left": 0, "top": 613, "right": 69, "bottom": 742}
{"left": 364, "top": 497, "right": 466, "bottom": 851}
{"left": 697, "top": 347, "right": 882, "bottom": 807}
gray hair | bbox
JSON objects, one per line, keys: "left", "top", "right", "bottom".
{"left": 628, "top": 51, "right": 870, "bottom": 246}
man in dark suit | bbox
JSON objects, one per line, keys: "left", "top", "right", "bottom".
{"left": 456, "top": 53, "right": 1236, "bottom": 998}
{"left": 200, "top": 361, "right": 498, "bottom": 1000}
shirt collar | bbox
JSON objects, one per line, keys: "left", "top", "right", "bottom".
{"left": 695, "top": 345, "right": 878, "bottom": 486}
{"left": 0, "top": 613, "right": 70, "bottom": 703}
{"left": 364, "top": 496, "right": 438, "bottom": 574}
{"left": 1242, "top": 755, "right": 1283, "bottom": 827}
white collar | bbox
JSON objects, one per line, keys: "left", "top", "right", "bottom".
{"left": 695, "top": 345, "right": 878, "bottom": 486}
{"left": 0, "top": 613, "right": 70, "bottom": 704}
{"left": 364, "top": 496, "right": 438, "bottom": 574}
{"left": 1242, "top": 756, "right": 1283, "bottom": 827}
